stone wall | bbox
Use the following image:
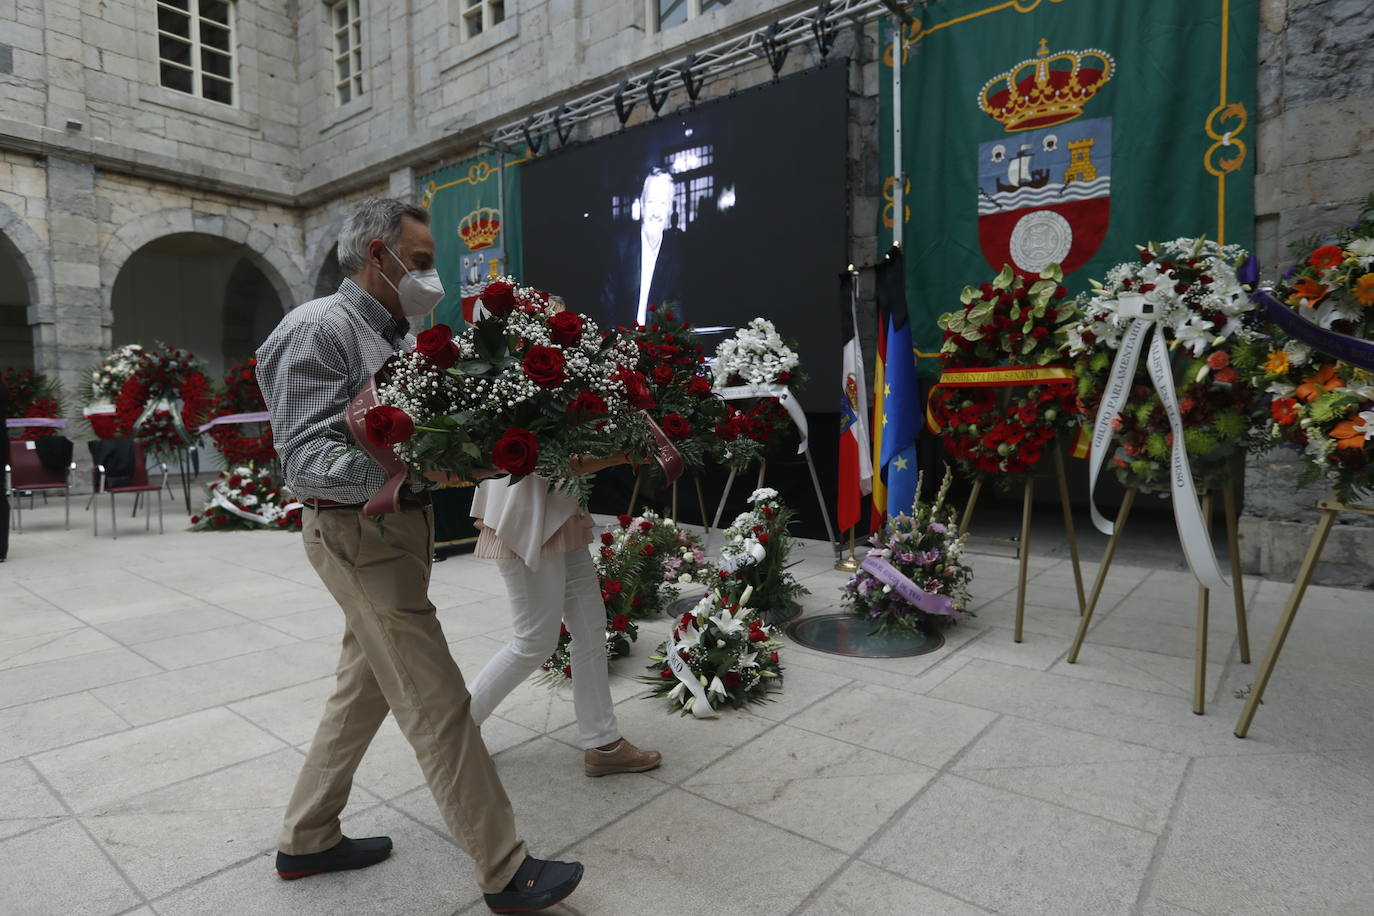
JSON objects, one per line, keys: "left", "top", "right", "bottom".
{"left": 1241, "top": 0, "right": 1374, "bottom": 585}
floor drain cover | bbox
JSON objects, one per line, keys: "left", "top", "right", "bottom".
{"left": 784, "top": 614, "right": 945, "bottom": 658}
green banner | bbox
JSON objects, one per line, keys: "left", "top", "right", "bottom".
{"left": 879, "top": 0, "right": 1256, "bottom": 377}
{"left": 418, "top": 153, "right": 526, "bottom": 330}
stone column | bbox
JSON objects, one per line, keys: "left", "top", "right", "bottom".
{"left": 45, "top": 157, "right": 105, "bottom": 402}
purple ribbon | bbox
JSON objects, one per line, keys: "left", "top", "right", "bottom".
{"left": 197, "top": 411, "right": 271, "bottom": 433}
{"left": 5, "top": 417, "right": 67, "bottom": 429}
{"left": 860, "top": 555, "right": 962, "bottom": 618}
{"left": 1241, "top": 256, "right": 1374, "bottom": 373}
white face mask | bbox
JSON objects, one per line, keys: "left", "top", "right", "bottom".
{"left": 380, "top": 245, "right": 445, "bottom": 318}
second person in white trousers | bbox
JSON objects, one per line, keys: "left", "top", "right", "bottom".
{"left": 467, "top": 464, "right": 663, "bottom": 776}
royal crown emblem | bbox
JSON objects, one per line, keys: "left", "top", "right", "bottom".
{"left": 458, "top": 207, "right": 501, "bottom": 251}
{"left": 978, "top": 38, "right": 1114, "bottom": 133}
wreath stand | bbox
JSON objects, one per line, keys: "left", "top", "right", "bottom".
{"left": 1065, "top": 479, "right": 1252, "bottom": 715}
{"left": 1234, "top": 496, "right": 1372, "bottom": 737}
{"left": 708, "top": 449, "right": 841, "bottom": 558}
{"left": 957, "top": 437, "right": 1088, "bottom": 642}
{"left": 625, "top": 469, "right": 713, "bottom": 540}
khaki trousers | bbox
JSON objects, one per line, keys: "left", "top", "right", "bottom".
{"left": 279, "top": 503, "right": 526, "bottom": 893}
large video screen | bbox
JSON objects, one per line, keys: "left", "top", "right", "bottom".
{"left": 521, "top": 63, "right": 849, "bottom": 412}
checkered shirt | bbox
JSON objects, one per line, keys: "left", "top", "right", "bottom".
{"left": 255, "top": 278, "right": 414, "bottom": 505}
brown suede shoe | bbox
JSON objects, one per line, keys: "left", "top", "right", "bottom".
{"left": 584, "top": 738, "right": 662, "bottom": 777}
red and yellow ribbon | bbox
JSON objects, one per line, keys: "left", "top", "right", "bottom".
{"left": 925, "top": 365, "right": 1075, "bottom": 433}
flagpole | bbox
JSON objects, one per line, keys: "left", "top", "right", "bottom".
{"left": 890, "top": 14, "right": 904, "bottom": 250}
{"left": 834, "top": 525, "right": 859, "bottom": 572}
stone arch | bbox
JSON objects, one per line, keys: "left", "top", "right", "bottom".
{"left": 99, "top": 208, "right": 303, "bottom": 323}
{"left": 0, "top": 203, "right": 54, "bottom": 374}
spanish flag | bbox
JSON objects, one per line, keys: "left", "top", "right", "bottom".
{"left": 869, "top": 269, "right": 890, "bottom": 532}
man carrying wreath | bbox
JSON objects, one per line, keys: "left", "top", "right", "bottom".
{"left": 256, "top": 197, "right": 583, "bottom": 913}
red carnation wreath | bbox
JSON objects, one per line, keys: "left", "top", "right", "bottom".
{"left": 2, "top": 367, "right": 62, "bottom": 441}
{"left": 113, "top": 345, "right": 214, "bottom": 452}
{"left": 206, "top": 359, "right": 276, "bottom": 467}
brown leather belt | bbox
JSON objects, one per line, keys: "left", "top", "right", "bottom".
{"left": 302, "top": 498, "right": 363, "bottom": 510}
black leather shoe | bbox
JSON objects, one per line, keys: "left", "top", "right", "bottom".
{"left": 275, "top": 835, "right": 393, "bottom": 880}
{"left": 483, "top": 855, "right": 584, "bottom": 913}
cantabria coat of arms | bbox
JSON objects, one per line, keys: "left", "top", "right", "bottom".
{"left": 976, "top": 39, "right": 1114, "bottom": 278}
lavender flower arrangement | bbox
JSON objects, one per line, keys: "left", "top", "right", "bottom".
{"left": 842, "top": 468, "right": 974, "bottom": 634}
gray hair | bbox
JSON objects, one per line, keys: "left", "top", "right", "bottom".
{"left": 336, "top": 197, "right": 430, "bottom": 275}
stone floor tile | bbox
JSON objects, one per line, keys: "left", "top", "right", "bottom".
{"left": 0, "top": 759, "right": 68, "bottom": 840}
{"left": 957, "top": 625, "right": 1072, "bottom": 670}
{"left": 0, "top": 594, "right": 84, "bottom": 640}
{"left": 92, "top": 639, "right": 341, "bottom": 726}
{"left": 32, "top": 707, "right": 283, "bottom": 813}
{"left": 84, "top": 748, "right": 379, "bottom": 899}
{"left": 23, "top": 571, "right": 208, "bottom": 625}
{"left": 207, "top": 582, "right": 336, "bottom": 621}
{"left": 0, "top": 819, "right": 142, "bottom": 916}
{"left": 153, "top": 805, "right": 482, "bottom": 916}
{"left": 132, "top": 621, "right": 299, "bottom": 669}
{"left": 0, "top": 647, "right": 162, "bottom": 710}
{"left": 1138, "top": 899, "right": 1208, "bottom": 916}
{"left": 0, "top": 626, "right": 120, "bottom": 671}
{"left": 394, "top": 736, "right": 666, "bottom": 854}
{"left": 228, "top": 676, "right": 337, "bottom": 746}
{"left": 560, "top": 788, "right": 847, "bottom": 915}
{"left": 929, "top": 659, "right": 1295, "bottom": 757}
{"left": 550, "top": 695, "right": 778, "bottom": 784}
{"left": 0, "top": 692, "right": 130, "bottom": 762}
{"left": 1148, "top": 753, "right": 1374, "bottom": 916}
{"left": 1048, "top": 643, "right": 1228, "bottom": 700}
{"left": 745, "top": 663, "right": 851, "bottom": 722}
{"left": 798, "top": 861, "right": 995, "bottom": 915}
{"left": 96, "top": 605, "right": 246, "bottom": 646}
{"left": 974, "top": 599, "right": 1104, "bottom": 641}
{"left": 788, "top": 681, "right": 997, "bottom": 769}
{"left": 864, "top": 775, "right": 1155, "bottom": 916}
{"left": 683, "top": 723, "right": 935, "bottom": 853}
{"left": 256, "top": 605, "right": 346, "bottom": 640}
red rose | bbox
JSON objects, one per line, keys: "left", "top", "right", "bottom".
{"left": 415, "top": 324, "right": 458, "bottom": 368}
{"left": 660, "top": 667, "right": 674, "bottom": 679}
{"left": 562, "top": 665, "right": 572, "bottom": 679}
{"left": 480, "top": 281, "right": 517, "bottom": 317}
{"left": 687, "top": 375, "right": 712, "bottom": 398}
{"left": 651, "top": 364, "right": 675, "bottom": 386}
{"left": 190, "top": 515, "right": 200, "bottom": 524}
{"left": 611, "top": 615, "right": 630, "bottom": 632}
{"left": 227, "top": 475, "right": 242, "bottom": 488}
{"left": 615, "top": 368, "right": 655, "bottom": 409}
{"left": 617, "top": 514, "right": 633, "bottom": 528}
{"left": 523, "top": 345, "right": 567, "bottom": 388}
{"left": 658, "top": 344, "right": 681, "bottom": 361}
{"left": 491, "top": 426, "right": 538, "bottom": 476}
{"left": 660, "top": 413, "right": 692, "bottom": 440}
{"left": 363, "top": 406, "right": 414, "bottom": 447}
{"left": 567, "top": 390, "right": 609, "bottom": 418}
{"left": 748, "top": 629, "right": 768, "bottom": 642}
{"left": 1030, "top": 326, "right": 1049, "bottom": 341}
{"left": 722, "top": 672, "right": 743, "bottom": 688}
{"left": 600, "top": 532, "right": 614, "bottom": 546}
{"left": 758, "top": 533, "right": 770, "bottom": 545}
{"left": 603, "top": 580, "right": 624, "bottom": 597}
{"left": 642, "top": 544, "right": 656, "bottom": 556}
{"left": 548, "top": 311, "right": 584, "bottom": 345}
{"left": 639, "top": 521, "right": 653, "bottom": 531}
{"left": 769, "top": 651, "right": 779, "bottom": 663}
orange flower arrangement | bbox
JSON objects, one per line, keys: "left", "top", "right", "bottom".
{"left": 1296, "top": 364, "right": 1344, "bottom": 403}
{"left": 1262, "top": 350, "right": 1291, "bottom": 374}
{"left": 1309, "top": 244, "right": 1344, "bottom": 270}
{"left": 1355, "top": 273, "right": 1374, "bottom": 307}
{"left": 1270, "top": 397, "right": 1300, "bottom": 426}
{"left": 1329, "top": 419, "right": 1367, "bottom": 449}
{"left": 1286, "top": 276, "right": 1330, "bottom": 307}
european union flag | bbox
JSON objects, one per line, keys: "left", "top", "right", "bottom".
{"left": 877, "top": 248, "right": 919, "bottom": 518}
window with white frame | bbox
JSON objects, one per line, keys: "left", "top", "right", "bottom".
{"left": 655, "top": 0, "right": 730, "bottom": 31}
{"left": 157, "top": 0, "right": 235, "bottom": 104}
{"left": 461, "top": 0, "right": 506, "bottom": 41}
{"left": 328, "top": 0, "right": 365, "bottom": 105}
